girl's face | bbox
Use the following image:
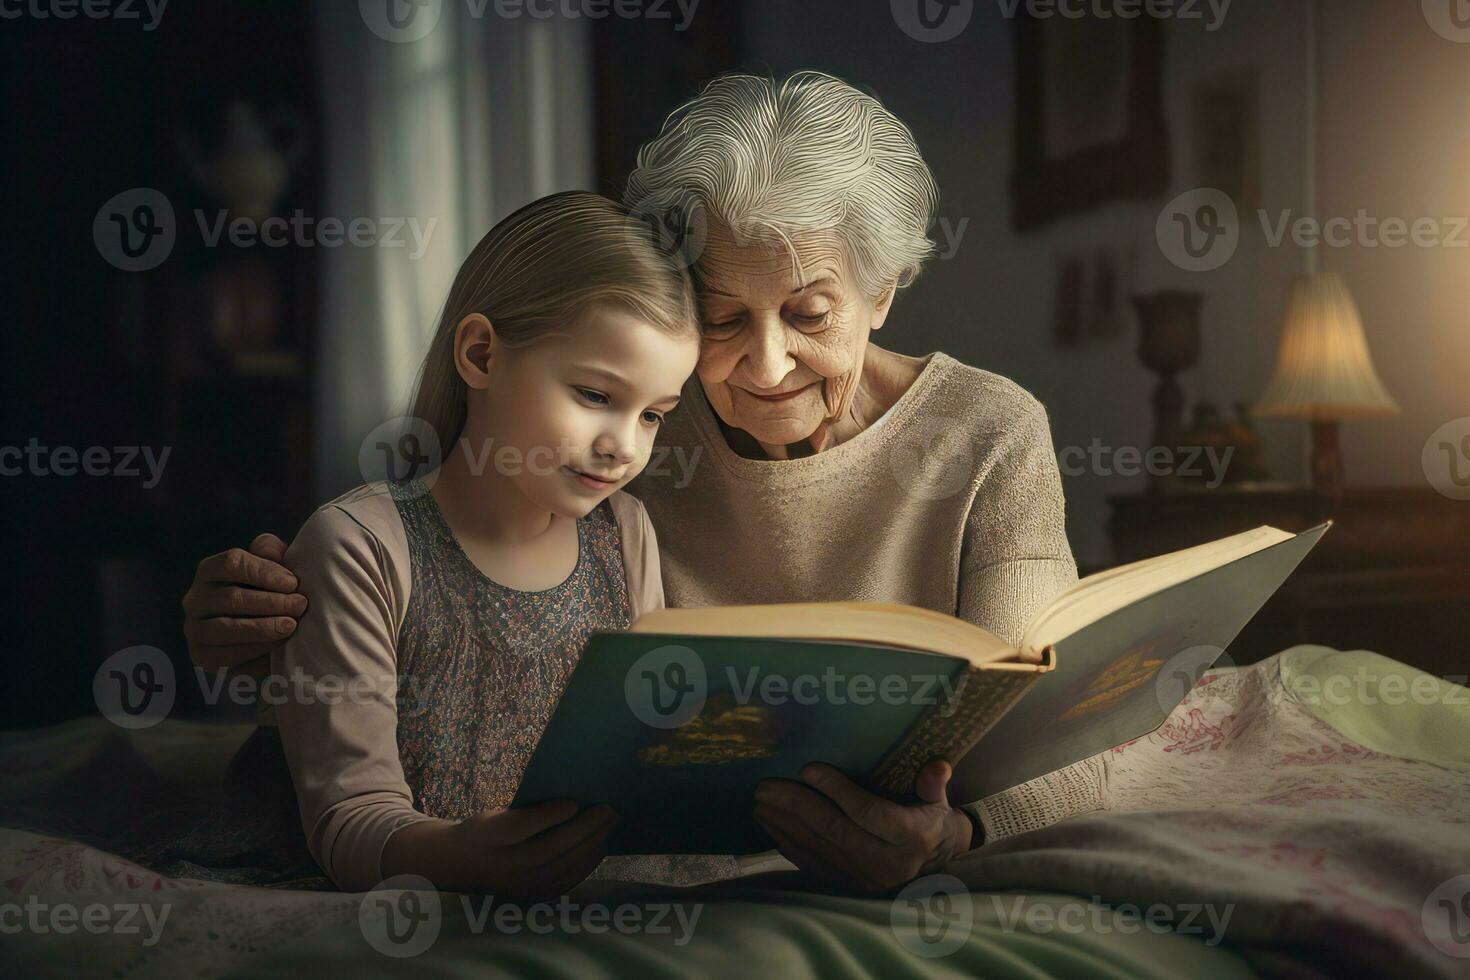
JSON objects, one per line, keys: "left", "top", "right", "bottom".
{"left": 466, "top": 306, "right": 698, "bottom": 518}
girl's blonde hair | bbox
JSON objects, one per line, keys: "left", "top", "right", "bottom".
{"left": 409, "top": 191, "right": 699, "bottom": 452}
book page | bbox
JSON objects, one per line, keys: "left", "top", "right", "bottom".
{"left": 1020, "top": 525, "right": 1295, "bottom": 656}
{"left": 630, "top": 602, "right": 1017, "bottom": 668}
{"left": 955, "top": 523, "right": 1328, "bottom": 802}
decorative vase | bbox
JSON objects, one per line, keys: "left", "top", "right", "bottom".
{"left": 1132, "top": 291, "right": 1203, "bottom": 454}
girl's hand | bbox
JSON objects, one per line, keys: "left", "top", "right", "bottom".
{"left": 449, "top": 800, "right": 618, "bottom": 900}
{"left": 382, "top": 800, "right": 617, "bottom": 900}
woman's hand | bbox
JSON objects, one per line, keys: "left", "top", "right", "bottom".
{"left": 384, "top": 800, "right": 618, "bottom": 901}
{"left": 182, "top": 533, "right": 307, "bottom": 671}
{"left": 753, "top": 759, "right": 974, "bottom": 894}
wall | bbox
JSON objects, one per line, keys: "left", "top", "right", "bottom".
{"left": 738, "top": 1, "right": 1467, "bottom": 567}
{"left": 1316, "top": 0, "right": 1470, "bottom": 499}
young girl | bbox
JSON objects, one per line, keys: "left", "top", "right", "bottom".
{"left": 260, "top": 192, "right": 709, "bottom": 899}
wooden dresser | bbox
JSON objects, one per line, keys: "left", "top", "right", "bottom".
{"left": 1106, "top": 486, "right": 1470, "bottom": 678}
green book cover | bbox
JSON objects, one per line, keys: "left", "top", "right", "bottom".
{"left": 954, "top": 522, "right": 1328, "bottom": 801}
{"left": 511, "top": 635, "right": 969, "bottom": 854}
{"left": 511, "top": 523, "right": 1329, "bottom": 856}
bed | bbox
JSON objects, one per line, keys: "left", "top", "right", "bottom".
{"left": 2, "top": 646, "right": 1466, "bottom": 978}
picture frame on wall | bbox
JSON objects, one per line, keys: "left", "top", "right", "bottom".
{"left": 1010, "top": 14, "right": 1171, "bottom": 231}
{"left": 1191, "top": 69, "right": 1261, "bottom": 213}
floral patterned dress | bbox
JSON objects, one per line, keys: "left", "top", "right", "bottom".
{"left": 130, "top": 479, "right": 737, "bottom": 888}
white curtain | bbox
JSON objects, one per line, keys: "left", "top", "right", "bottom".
{"left": 311, "top": 4, "right": 595, "bottom": 498}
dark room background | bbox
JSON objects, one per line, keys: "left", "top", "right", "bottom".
{"left": 5, "top": 0, "right": 1468, "bottom": 728}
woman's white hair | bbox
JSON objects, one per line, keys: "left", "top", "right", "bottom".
{"left": 624, "top": 70, "right": 940, "bottom": 300}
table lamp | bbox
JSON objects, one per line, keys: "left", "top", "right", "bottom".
{"left": 1254, "top": 272, "right": 1398, "bottom": 493}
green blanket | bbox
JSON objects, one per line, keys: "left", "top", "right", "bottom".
{"left": 3, "top": 646, "right": 1465, "bottom": 978}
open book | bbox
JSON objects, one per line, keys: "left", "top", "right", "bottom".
{"left": 512, "top": 523, "right": 1329, "bottom": 855}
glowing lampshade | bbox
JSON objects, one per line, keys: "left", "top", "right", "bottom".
{"left": 1256, "top": 273, "right": 1398, "bottom": 419}
{"left": 1255, "top": 272, "right": 1398, "bottom": 491}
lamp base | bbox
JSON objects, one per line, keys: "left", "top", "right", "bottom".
{"left": 1309, "top": 420, "right": 1344, "bottom": 495}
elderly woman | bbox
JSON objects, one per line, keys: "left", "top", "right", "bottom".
{"left": 182, "top": 71, "right": 1077, "bottom": 893}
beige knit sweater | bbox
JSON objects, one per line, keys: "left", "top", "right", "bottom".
{"left": 627, "top": 352, "right": 1079, "bottom": 648}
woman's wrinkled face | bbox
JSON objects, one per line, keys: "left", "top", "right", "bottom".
{"left": 695, "top": 223, "right": 894, "bottom": 449}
